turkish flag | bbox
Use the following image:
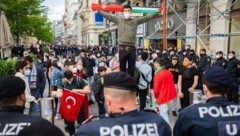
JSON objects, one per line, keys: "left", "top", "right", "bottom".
{"left": 59, "top": 89, "right": 85, "bottom": 122}
{"left": 92, "top": 3, "right": 123, "bottom": 12}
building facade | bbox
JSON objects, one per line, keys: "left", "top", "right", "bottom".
{"left": 186, "top": 0, "right": 240, "bottom": 58}
{"left": 76, "top": 0, "right": 105, "bottom": 46}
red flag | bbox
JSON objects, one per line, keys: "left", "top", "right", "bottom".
{"left": 59, "top": 89, "right": 85, "bottom": 122}
{"left": 92, "top": 3, "right": 123, "bottom": 12}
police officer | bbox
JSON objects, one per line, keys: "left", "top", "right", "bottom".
{"left": 0, "top": 75, "right": 59, "bottom": 135}
{"left": 76, "top": 72, "right": 171, "bottom": 136}
{"left": 213, "top": 51, "right": 228, "bottom": 69}
{"left": 197, "top": 49, "right": 211, "bottom": 90}
{"left": 188, "top": 49, "right": 199, "bottom": 67}
{"left": 226, "top": 51, "right": 240, "bottom": 103}
{"left": 174, "top": 66, "right": 240, "bottom": 136}
{"left": 198, "top": 49, "right": 211, "bottom": 72}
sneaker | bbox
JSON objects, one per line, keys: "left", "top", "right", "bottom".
{"left": 172, "top": 111, "right": 178, "bottom": 116}
{"left": 88, "top": 100, "right": 95, "bottom": 105}
{"left": 54, "top": 114, "right": 61, "bottom": 120}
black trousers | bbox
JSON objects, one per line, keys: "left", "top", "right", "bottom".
{"left": 119, "top": 45, "right": 136, "bottom": 77}
{"left": 180, "top": 89, "right": 190, "bottom": 109}
{"left": 228, "top": 78, "right": 239, "bottom": 104}
{"left": 138, "top": 89, "right": 148, "bottom": 110}
{"left": 64, "top": 105, "right": 86, "bottom": 136}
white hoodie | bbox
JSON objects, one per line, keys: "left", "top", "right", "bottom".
{"left": 15, "top": 72, "right": 36, "bottom": 108}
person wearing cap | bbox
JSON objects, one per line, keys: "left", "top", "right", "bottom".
{"left": 0, "top": 75, "right": 50, "bottom": 135}
{"left": 76, "top": 72, "right": 171, "bottom": 136}
{"left": 213, "top": 51, "right": 228, "bottom": 69}
{"left": 167, "top": 56, "right": 181, "bottom": 116}
{"left": 226, "top": 51, "right": 240, "bottom": 103}
{"left": 174, "top": 66, "right": 240, "bottom": 136}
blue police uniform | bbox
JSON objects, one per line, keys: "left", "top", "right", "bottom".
{"left": 76, "top": 110, "right": 171, "bottom": 136}
{"left": 174, "top": 97, "right": 240, "bottom": 136}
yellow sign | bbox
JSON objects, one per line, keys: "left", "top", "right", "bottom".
{"left": 177, "top": 39, "right": 182, "bottom": 49}
{"left": 144, "top": 39, "right": 149, "bottom": 49}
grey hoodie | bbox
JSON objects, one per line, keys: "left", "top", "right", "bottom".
{"left": 99, "top": 11, "right": 161, "bottom": 46}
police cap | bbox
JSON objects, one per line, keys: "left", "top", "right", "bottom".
{"left": 216, "top": 51, "right": 223, "bottom": 55}
{"left": 103, "top": 72, "right": 138, "bottom": 91}
{"left": 204, "top": 66, "right": 233, "bottom": 88}
{"left": 0, "top": 75, "right": 25, "bottom": 98}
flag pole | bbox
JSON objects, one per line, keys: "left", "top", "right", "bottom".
{"left": 162, "top": 0, "right": 167, "bottom": 50}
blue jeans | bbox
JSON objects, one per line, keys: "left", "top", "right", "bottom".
{"left": 98, "top": 101, "right": 106, "bottom": 116}
{"left": 87, "top": 76, "right": 94, "bottom": 101}
{"left": 158, "top": 104, "right": 169, "bottom": 124}
{"left": 30, "top": 90, "right": 41, "bottom": 117}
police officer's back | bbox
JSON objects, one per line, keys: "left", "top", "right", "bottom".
{"left": 213, "top": 51, "right": 228, "bottom": 69}
{"left": 174, "top": 66, "right": 240, "bottom": 136}
{"left": 0, "top": 76, "right": 54, "bottom": 135}
{"left": 76, "top": 72, "right": 171, "bottom": 136}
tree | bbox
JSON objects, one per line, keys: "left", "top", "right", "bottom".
{"left": 0, "top": 0, "right": 53, "bottom": 45}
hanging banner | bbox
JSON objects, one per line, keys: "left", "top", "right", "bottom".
{"left": 92, "top": 3, "right": 163, "bottom": 13}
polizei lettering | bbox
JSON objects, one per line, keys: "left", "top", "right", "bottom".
{"left": 100, "top": 123, "right": 159, "bottom": 136}
{"left": 0, "top": 123, "right": 31, "bottom": 136}
{"left": 198, "top": 105, "right": 240, "bottom": 118}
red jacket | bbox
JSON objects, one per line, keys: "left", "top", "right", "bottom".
{"left": 154, "top": 70, "right": 177, "bottom": 105}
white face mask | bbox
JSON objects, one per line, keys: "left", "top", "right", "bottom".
{"left": 216, "top": 55, "right": 220, "bottom": 59}
{"left": 24, "top": 69, "right": 30, "bottom": 76}
{"left": 123, "top": 13, "right": 131, "bottom": 19}
{"left": 228, "top": 55, "right": 234, "bottom": 59}
{"left": 72, "top": 68, "right": 78, "bottom": 73}
{"left": 57, "top": 62, "right": 62, "bottom": 67}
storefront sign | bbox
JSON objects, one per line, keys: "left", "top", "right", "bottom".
{"left": 154, "top": 19, "right": 174, "bottom": 31}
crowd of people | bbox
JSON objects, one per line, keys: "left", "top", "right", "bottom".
{"left": 1, "top": 4, "right": 240, "bottom": 136}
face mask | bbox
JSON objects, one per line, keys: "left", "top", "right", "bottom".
{"left": 24, "top": 69, "right": 30, "bottom": 76}
{"left": 228, "top": 55, "right": 233, "bottom": 59}
{"left": 57, "top": 62, "right": 62, "bottom": 67}
{"left": 183, "top": 61, "right": 189, "bottom": 67}
{"left": 183, "top": 52, "right": 187, "bottom": 56}
{"left": 72, "top": 68, "right": 78, "bottom": 73}
{"left": 216, "top": 55, "right": 220, "bottom": 59}
{"left": 124, "top": 13, "right": 131, "bottom": 19}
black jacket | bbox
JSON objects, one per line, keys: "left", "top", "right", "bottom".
{"left": 92, "top": 73, "right": 104, "bottom": 102}
{"left": 198, "top": 54, "right": 211, "bottom": 72}
{"left": 0, "top": 106, "right": 45, "bottom": 136}
{"left": 227, "top": 57, "right": 240, "bottom": 78}
{"left": 82, "top": 57, "right": 95, "bottom": 77}
{"left": 213, "top": 57, "right": 228, "bottom": 69}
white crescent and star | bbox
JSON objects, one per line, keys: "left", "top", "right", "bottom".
{"left": 65, "top": 96, "right": 76, "bottom": 109}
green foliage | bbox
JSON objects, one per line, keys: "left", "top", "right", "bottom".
{"left": 0, "top": 0, "right": 53, "bottom": 44}
{"left": 41, "top": 45, "right": 50, "bottom": 53}
{"left": 0, "top": 59, "right": 17, "bottom": 78}
{"left": 29, "top": 53, "right": 37, "bottom": 61}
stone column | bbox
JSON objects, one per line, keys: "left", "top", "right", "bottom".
{"left": 185, "top": 0, "right": 198, "bottom": 49}
{"left": 209, "top": 0, "right": 232, "bottom": 54}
